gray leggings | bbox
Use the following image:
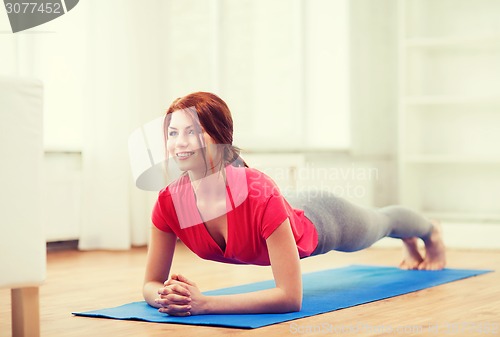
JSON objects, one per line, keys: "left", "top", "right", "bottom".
{"left": 285, "top": 191, "right": 433, "bottom": 255}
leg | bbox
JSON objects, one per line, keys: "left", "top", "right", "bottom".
{"left": 379, "top": 206, "right": 446, "bottom": 270}
{"left": 12, "top": 287, "right": 40, "bottom": 337}
{"left": 400, "top": 237, "right": 424, "bottom": 270}
{"left": 286, "top": 192, "right": 445, "bottom": 270}
{"left": 417, "top": 219, "right": 446, "bottom": 270}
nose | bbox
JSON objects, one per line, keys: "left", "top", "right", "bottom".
{"left": 174, "top": 132, "right": 189, "bottom": 148}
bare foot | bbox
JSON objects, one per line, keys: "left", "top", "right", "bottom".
{"left": 418, "top": 220, "right": 446, "bottom": 270}
{"left": 399, "top": 237, "right": 424, "bottom": 270}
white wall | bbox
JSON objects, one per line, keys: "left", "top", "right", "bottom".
{"left": 13, "top": 1, "right": 495, "bottom": 248}
{"left": 164, "top": 0, "right": 352, "bottom": 151}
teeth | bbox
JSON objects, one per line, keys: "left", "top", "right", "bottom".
{"left": 177, "top": 152, "right": 194, "bottom": 158}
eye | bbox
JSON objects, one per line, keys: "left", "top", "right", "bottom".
{"left": 168, "top": 130, "right": 178, "bottom": 137}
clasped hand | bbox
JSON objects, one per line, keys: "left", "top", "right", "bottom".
{"left": 155, "top": 274, "right": 205, "bottom": 316}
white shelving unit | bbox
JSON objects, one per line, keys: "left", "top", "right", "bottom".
{"left": 398, "top": 0, "right": 500, "bottom": 246}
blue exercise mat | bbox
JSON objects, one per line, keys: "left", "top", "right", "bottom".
{"left": 72, "top": 265, "right": 492, "bottom": 329}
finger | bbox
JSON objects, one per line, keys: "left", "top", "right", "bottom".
{"left": 164, "top": 278, "right": 187, "bottom": 287}
{"left": 162, "top": 310, "right": 191, "bottom": 317}
{"left": 165, "top": 273, "right": 181, "bottom": 285}
{"left": 176, "top": 274, "right": 196, "bottom": 286}
{"left": 161, "top": 310, "right": 191, "bottom": 317}
{"left": 158, "top": 286, "right": 175, "bottom": 296}
{"left": 158, "top": 303, "right": 192, "bottom": 316}
{"left": 159, "top": 284, "right": 191, "bottom": 298}
{"left": 167, "top": 273, "right": 194, "bottom": 286}
{"left": 155, "top": 294, "right": 191, "bottom": 306}
{"left": 171, "top": 283, "right": 191, "bottom": 296}
{"left": 164, "top": 279, "right": 191, "bottom": 292}
{"left": 155, "top": 295, "right": 191, "bottom": 308}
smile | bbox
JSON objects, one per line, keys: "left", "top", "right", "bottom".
{"left": 176, "top": 151, "right": 195, "bottom": 159}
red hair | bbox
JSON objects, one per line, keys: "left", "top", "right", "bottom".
{"left": 164, "top": 92, "right": 247, "bottom": 168}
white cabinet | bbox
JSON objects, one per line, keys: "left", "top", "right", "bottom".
{"left": 398, "top": 0, "right": 500, "bottom": 225}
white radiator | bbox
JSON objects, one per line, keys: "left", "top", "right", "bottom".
{"left": 43, "top": 153, "right": 82, "bottom": 242}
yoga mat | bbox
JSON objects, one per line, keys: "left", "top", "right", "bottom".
{"left": 73, "top": 265, "right": 492, "bottom": 329}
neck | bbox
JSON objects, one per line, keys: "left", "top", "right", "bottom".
{"left": 189, "top": 165, "right": 227, "bottom": 198}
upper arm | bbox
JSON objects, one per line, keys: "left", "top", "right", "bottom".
{"left": 266, "top": 218, "right": 302, "bottom": 310}
{"left": 144, "top": 226, "right": 177, "bottom": 285}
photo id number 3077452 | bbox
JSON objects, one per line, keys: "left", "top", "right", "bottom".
{"left": 5, "top": 2, "right": 62, "bottom": 14}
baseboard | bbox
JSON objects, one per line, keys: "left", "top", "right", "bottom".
{"left": 46, "top": 240, "right": 79, "bottom": 252}
{"left": 373, "top": 222, "right": 500, "bottom": 250}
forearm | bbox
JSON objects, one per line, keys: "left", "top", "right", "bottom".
{"left": 203, "top": 287, "right": 302, "bottom": 314}
{"left": 143, "top": 228, "right": 177, "bottom": 309}
{"left": 143, "top": 281, "right": 164, "bottom": 308}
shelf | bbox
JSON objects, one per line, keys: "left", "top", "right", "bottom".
{"left": 403, "top": 95, "right": 500, "bottom": 106}
{"left": 398, "top": 0, "right": 500, "bottom": 237}
{"left": 403, "top": 155, "right": 500, "bottom": 165}
{"left": 404, "top": 34, "right": 500, "bottom": 48}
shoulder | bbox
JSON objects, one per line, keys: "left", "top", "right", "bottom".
{"left": 226, "top": 165, "right": 277, "bottom": 186}
{"left": 153, "top": 175, "right": 191, "bottom": 229}
{"left": 235, "top": 166, "right": 282, "bottom": 199}
{"left": 155, "top": 174, "right": 192, "bottom": 216}
{"left": 229, "top": 166, "right": 277, "bottom": 185}
{"left": 157, "top": 174, "right": 190, "bottom": 199}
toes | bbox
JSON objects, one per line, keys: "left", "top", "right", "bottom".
{"left": 399, "top": 262, "right": 410, "bottom": 270}
{"left": 428, "top": 264, "right": 441, "bottom": 271}
{"left": 417, "top": 259, "right": 446, "bottom": 271}
{"left": 417, "top": 261, "right": 428, "bottom": 270}
{"left": 400, "top": 260, "right": 420, "bottom": 270}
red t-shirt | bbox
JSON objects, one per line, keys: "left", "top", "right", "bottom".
{"left": 152, "top": 165, "right": 318, "bottom": 266}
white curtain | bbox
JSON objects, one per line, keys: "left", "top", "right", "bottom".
{"left": 0, "top": 0, "right": 170, "bottom": 249}
{"left": 79, "top": 0, "right": 168, "bottom": 249}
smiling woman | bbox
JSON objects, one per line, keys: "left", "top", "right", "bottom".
{"left": 164, "top": 93, "right": 246, "bottom": 173}
{"left": 142, "top": 92, "right": 446, "bottom": 317}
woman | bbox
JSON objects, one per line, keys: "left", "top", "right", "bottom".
{"left": 143, "top": 92, "right": 446, "bottom": 317}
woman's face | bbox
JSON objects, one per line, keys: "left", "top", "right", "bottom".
{"left": 166, "top": 109, "right": 219, "bottom": 174}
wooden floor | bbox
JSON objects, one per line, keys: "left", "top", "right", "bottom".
{"left": 1, "top": 242, "right": 499, "bottom": 337}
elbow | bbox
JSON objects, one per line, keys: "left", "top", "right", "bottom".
{"left": 279, "top": 286, "right": 302, "bottom": 312}
{"left": 142, "top": 287, "right": 152, "bottom": 307}
{"left": 142, "top": 282, "right": 150, "bottom": 300}
{"left": 290, "top": 297, "right": 302, "bottom": 312}
{"left": 142, "top": 286, "right": 149, "bottom": 303}
{"left": 283, "top": 294, "right": 302, "bottom": 313}
{"left": 143, "top": 281, "right": 161, "bottom": 308}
